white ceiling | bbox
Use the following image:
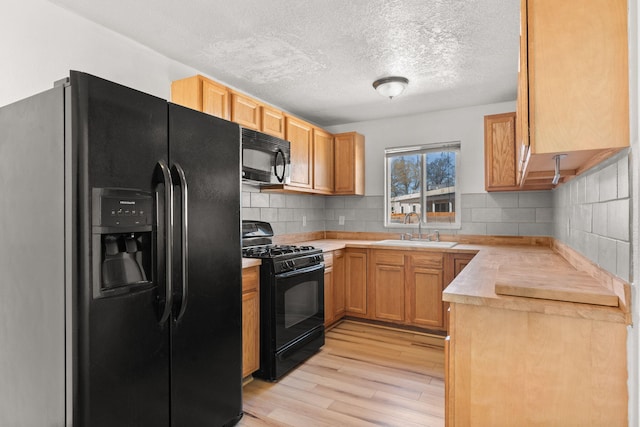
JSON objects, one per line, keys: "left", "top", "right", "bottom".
{"left": 49, "top": 0, "right": 520, "bottom": 127}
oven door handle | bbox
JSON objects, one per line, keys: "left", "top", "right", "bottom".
{"left": 275, "top": 263, "right": 325, "bottom": 279}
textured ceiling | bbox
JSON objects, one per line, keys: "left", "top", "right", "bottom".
{"left": 49, "top": 0, "right": 520, "bottom": 126}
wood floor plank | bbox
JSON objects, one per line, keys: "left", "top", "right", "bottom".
{"left": 239, "top": 321, "right": 445, "bottom": 427}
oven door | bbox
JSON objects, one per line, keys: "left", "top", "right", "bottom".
{"left": 273, "top": 263, "right": 324, "bottom": 350}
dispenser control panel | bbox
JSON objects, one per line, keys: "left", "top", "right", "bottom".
{"left": 93, "top": 188, "right": 153, "bottom": 228}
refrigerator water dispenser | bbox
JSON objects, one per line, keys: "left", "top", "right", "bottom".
{"left": 92, "top": 188, "right": 154, "bottom": 297}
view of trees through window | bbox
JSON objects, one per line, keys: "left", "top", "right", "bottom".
{"left": 386, "top": 146, "right": 459, "bottom": 226}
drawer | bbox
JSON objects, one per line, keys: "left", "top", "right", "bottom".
{"left": 373, "top": 251, "right": 405, "bottom": 266}
{"left": 242, "top": 265, "right": 259, "bottom": 293}
{"left": 410, "top": 253, "right": 443, "bottom": 269}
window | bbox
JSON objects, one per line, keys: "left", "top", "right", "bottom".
{"left": 384, "top": 142, "right": 460, "bottom": 228}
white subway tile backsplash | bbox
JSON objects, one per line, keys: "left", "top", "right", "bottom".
{"left": 598, "top": 163, "right": 618, "bottom": 202}
{"left": 461, "top": 194, "right": 487, "bottom": 208}
{"left": 592, "top": 203, "right": 608, "bottom": 236}
{"left": 535, "top": 207, "right": 554, "bottom": 223}
{"left": 518, "top": 222, "right": 553, "bottom": 236}
{"left": 250, "top": 192, "right": 270, "bottom": 208}
{"left": 617, "top": 156, "right": 629, "bottom": 199}
{"left": 472, "top": 208, "right": 503, "bottom": 223}
{"left": 487, "top": 223, "right": 519, "bottom": 236}
{"left": 616, "top": 241, "right": 630, "bottom": 281}
{"left": 501, "top": 208, "right": 536, "bottom": 223}
{"left": 607, "top": 199, "right": 629, "bottom": 241}
{"left": 486, "top": 193, "right": 518, "bottom": 208}
{"left": 269, "top": 194, "right": 286, "bottom": 208}
{"left": 518, "top": 191, "right": 553, "bottom": 208}
{"left": 260, "top": 208, "right": 278, "bottom": 223}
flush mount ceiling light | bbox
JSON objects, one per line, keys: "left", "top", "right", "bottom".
{"left": 372, "top": 76, "right": 409, "bottom": 99}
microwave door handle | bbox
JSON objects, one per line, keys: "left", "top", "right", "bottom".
{"left": 155, "top": 161, "right": 174, "bottom": 325}
{"left": 274, "top": 148, "right": 286, "bottom": 183}
{"left": 172, "top": 163, "right": 189, "bottom": 323}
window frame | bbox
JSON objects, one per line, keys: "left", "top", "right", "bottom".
{"left": 384, "top": 141, "right": 461, "bottom": 229}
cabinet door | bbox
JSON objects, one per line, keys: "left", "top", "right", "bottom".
{"left": 313, "top": 128, "right": 334, "bottom": 194}
{"left": 261, "top": 106, "right": 285, "bottom": 139}
{"left": 323, "top": 251, "right": 335, "bottom": 327}
{"left": 285, "top": 117, "right": 314, "bottom": 189}
{"left": 407, "top": 267, "right": 444, "bottom": 328}
{"left": 373, "top": 264, "right": 405, "bottom": 322}
{"left": 241, "top": 290, "right": 259, "bottom": 378}
{"left": 371, "top": 251, "right": 405, "bottom": 322}
{"left": 345, "top": 249, "right": 367, "bottom": 316}
{"left": 484, "top": 112, "right": 518, "bottom": 191}
{"left": 241, "top": 266, "right": 260, "bottom": 378}
{"left": 334, "top": 132, "right": 364, "bottom": 195}
{"left": 516, "top": 0, "right": 529, "bottom": 167}
{"left": 231, "top": 92, "right": 260, "bottom": 130}
{"left": 324, "top": 265, "right": 334, "bottom": 327}
{"left": 202, "top": 79, "right": 230, "bottom": 120}
{"left": 333, "top": 250, "right": 346, "bottom": 318}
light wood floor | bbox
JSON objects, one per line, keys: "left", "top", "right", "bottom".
{"left": 238, "top": 321, "right": 445, "bottom": 427}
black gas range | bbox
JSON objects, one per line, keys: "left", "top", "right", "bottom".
{"left": 241, "top": 221, "right": 325, "bottom": 381}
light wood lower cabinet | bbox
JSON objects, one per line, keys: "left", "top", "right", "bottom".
{"left": 333, "top": 250, "right": 346, "bottom": 318}
{"left": 446, "top": 302, "right": 628, "bottom": 426}
{"left": 323, "top": 249, "right": 347, "bottom": 327}
{"left": 345, "top": 249, "right": 368, "bottom": 316}
{"left": 407, "top": 253, "right": 445, "bottom": 328}
{"left": 241, "top": 265, "right": 260, "bottom": 379}
{"left": 370, "top": 251, "right": 405, "bottom": 322}
{"left": 323, "top": 251, "right": 335, "bottom": 327}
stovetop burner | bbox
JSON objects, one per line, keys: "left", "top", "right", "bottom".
{"left": 242, "top": 244, "right": 319, "bottom": 259}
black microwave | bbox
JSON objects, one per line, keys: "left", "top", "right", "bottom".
{"left": 241, "top": 128, "right": 291, "bottom": 185}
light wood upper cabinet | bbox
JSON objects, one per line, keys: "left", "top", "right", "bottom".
{"left": 334, "top": 132, "right": 365, "bottom": 195}
{"left": 285, "top": 116, "right": 314, "bottom": 189}
{"left": 485, "top": 112, "right": 527, "bottom": 191}
{"left": 313, "top": 128, "right": 334, "bottom": 194}
{"left": 261, "top": 105, "right": 285, "bottom": 139}
{"left": 171, "top": 75, "right": 230, "bottom": 120}
{"left": 231, "top": 91, "right": 261, "bottom": 131}
{"left": 517, "top": 0, "right": 629, "bottom": 187}
{"left": 241, "top": 266, "right": 260, "bottom": 379}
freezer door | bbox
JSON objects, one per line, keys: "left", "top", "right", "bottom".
{"left": 168, "top": 103, "right": 243, "bottom": 426}
{"left": 71, "top": 71, "right": 171, "bottom": 427}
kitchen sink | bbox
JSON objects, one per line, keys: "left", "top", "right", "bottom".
{"left": 374, "top": 239, "right": 458, "bottom": 249}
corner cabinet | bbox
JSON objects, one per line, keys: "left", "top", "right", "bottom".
{"left": 241, "top": 265, "right": 260, "bottom": 379}
{"left": 517, "top": 0, "right": 629, "bottom": 187}
{"left": 334, "top": 132, "right": 365, "bottom": 195}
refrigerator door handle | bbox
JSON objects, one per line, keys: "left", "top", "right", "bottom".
{"left": 155, "top": 160, "right": 174, "bottom": 325}
{"left": 172, "top": 163, "right": 189, "bottom": 323}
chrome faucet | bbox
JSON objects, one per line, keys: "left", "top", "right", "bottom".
{"left": 403, "top": 212, "right": 422, "bottom": 239}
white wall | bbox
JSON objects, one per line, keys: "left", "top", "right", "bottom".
{"left": 327, "top": 101, "right": 516, "bottom": 196}
{"left": 1, "top": 0, "right": 199, "bottom": 107}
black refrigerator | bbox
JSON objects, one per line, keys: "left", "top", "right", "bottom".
{"left": 0, "top": 71, "right": 243, "bottom": 426}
